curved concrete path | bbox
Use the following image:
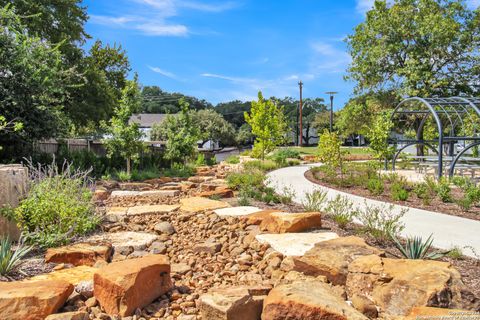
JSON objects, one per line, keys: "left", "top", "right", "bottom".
{"left": 267, "top": 164, "right": 480, "bottom": 258}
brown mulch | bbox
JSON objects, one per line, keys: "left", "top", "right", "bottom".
{"left": 305, "top": 169, "right": 480, "bottom": 221}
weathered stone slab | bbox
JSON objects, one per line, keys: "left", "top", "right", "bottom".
{"left": 27, "top": 266, "right": 97, "bottom": 286}
{"left": 262, "top": 281, "right": 368, "bottom": 320}
{"left": 127, "top": 204, "right": 180, "bottom": 216}
{"left": 45, "top": 243, "right": 112, "bottom": 266}
{"left": 292, "top": 236, "right": 384, "bottom": 285}
{"left": 259, "top": 212, "right": 322, "bottom": 233}
{"left": 180, "top": 197, "right": 230, "bottom": 212}
{"left": 87, "top": 231, "right": 157, "bottom": 252}
{"left": 118, "top": 182, "right": 152, "bottom": 190}
{"left": 198, "top": 286, "right": 271, "bottom": 320}
{"left": 214, "top": 206, "right": 263, "bottom": 217}
{"left": 405, "top": 307, "right": 478, "bottom": 319}
{"left": 0, "top": 280, "right": 73, "bottom": 320}
{"left": 94, "top": 254, "right": 172, "bottom": 316}
{"left": 255, "top": 232, "right": 338, "bottom": 256}
{"left": 196, "top": 188, "right": 234, "bottom": 199}
{"left": 110, "top": 190, "right": 179, "bottom": 198}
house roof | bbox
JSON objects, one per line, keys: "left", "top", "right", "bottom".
{"left": 129, "top": 114, "right": 167, "bottom": 128}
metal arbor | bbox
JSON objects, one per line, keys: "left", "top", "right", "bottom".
{"left": 390, "top": 97, "right": 480, "bottom": 179}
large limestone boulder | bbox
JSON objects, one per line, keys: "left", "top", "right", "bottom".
{"left": 258, "top": 212, "right": 322, "bottom": 233}
{"left": 261, "top": 280, "right": 368, "bottom": 320}
{"left": 346, "top": 255, "right": 480, "bottom": 317}
{"left": 244, "top": 210, "right": 283, "bottom": 225}
{"left": 0, "top": 280, "right": 73, "bottom": 320}
{"left": 87, "top": 231, "right": 157, "bottom": 252}
{"left": 45, "top": 243, "right": 113, "bottom": 266}
{"left": 179, "top": 197, "right": 230, "bottom": 212}
{"left": 94, "top": 254, "right": 172, "bottom": 316}
{"left": 292, "top": 236, "right": 384, "bottom": 285}
{"left": 255, "top": 232, "right": 338, "bottom": 256}
{"left": 198, "top": 286, "right": 271, "bottom": 320}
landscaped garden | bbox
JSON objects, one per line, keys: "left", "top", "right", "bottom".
{"left": 2, "top": 0, "right": 480, "bottom": 319}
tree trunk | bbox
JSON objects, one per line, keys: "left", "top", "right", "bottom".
{"left": 126, "top": 158, "right": 131, "bottom": 176}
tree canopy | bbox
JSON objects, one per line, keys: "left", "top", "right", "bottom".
{"left": 141, "top": 86, "right": 212, "bottom": 114}
{"left": 192, "top": 109, "right": 236, "bottom": 148}
{"left": 347, "top": 0, "right": 480, "bottom": 97}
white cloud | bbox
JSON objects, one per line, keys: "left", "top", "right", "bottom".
{"left": 90, "top": 0, "right": 239, "bottom": 36}
{"left": 356, "top": 0, "right": 374, "bottom": 14}
{"left": 148, "top": 66, "right": 180, "bottom": 79}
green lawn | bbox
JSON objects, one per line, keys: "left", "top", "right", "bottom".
{"left": 285, "top": 146, "right": 372, "bottom": 156}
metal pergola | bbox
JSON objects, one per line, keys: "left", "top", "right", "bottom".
{"left": 390, "top": 97, "right": 480, "bottom": 179}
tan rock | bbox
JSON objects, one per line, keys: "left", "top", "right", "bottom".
{"left": 45, "top": 311, "right": 89, "bottom": 320}
{"left": 118, "top": 182, "right": 152, "bottom": 190}
{"left": 179, "top": 197, "right": 230, "bottom": 212}
{"left": 93, "top": 188, "right": 109, "bottom": 201}
{"left": 93, "top": 254, "right": 172, "bottom": 316}
{"left": 45, "top": 243, "right": 112, "bottom": 266}
{"left": 351, "top": 294, "right": 378, "bottom": 318}
{"left": 292, "top": 236, "right": 384, "bottom": 285}
{"left": 199, "top": 286, "right": 271, "bottom": 320}
{"left": 0, "top": 280, "right": 73, "bottom": 320}
{"left": 126, "top": 204, "right": 180, "bottom": 216}
{"left": 27, "top": 266, "right": 97, "bottom": 286}
{"left": 262, "top": 280, "right": 368, "bottom": 320}
{"left": 259, "top": 212, "right": 322, "bottom": 233}
{"left": 188, "top": 176, "right": 214, "bottom": 183}
{"left": 405, "top": 307, "right": 478, "bottom": 319}
{"left": 346, "top": 255, "right": 480, "bottom": 317}
{"left": 244, "top": 210, "right": 284, "bottom": 225}
{"left": 197, "top": 188, "right": 234, "bottom": 199}
{"left": 194, "top": 241, "right": 222, "bottom": 255}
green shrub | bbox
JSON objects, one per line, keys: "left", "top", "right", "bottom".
{"left": 0, "top": 205, "right": 16, "bottom": 222}
{"left": 287, "top": 159, "right": 301, "bottom": 166}
{"left": 227, "top": 170, "right": 265, "bottom": 190}
{"left": 130, "top": 167, "right": 161, "bottom": 181}
{"left": 237, "top": 189, "right": 251, "bottom": 206}
{"left": 225, "top": 155, "right": 240, "bottom": 164}
{"left": 302, "top": 189, "right": 328, "bottom": 211}
{"left": 0, "top": 236, "right": 32, "bottom": 276}
{"left": 436, "top": 177, "right": 452, "bottom": 202}
{"left": 162, "top": 163, "right": 195, "bottom": 178}
{"left": 277, "top": 186, "right": 296, "bottom": 205}
{"left": 262, "top": 187, "right": 280, "bottom": 204}
{"left": 243, "top": 160, "right": 278, "bottom": 172}
{"left": 392, "top": 233, "right": 445, "bottom": 260}
{"left": 413, "top": 182, "right": 433, "bottom": 205}
{"left": 270, "top": 148, "right": 300, "bottom": 165}
{"left": 447, "top": 246, "right": 463, "bottom": 260}
{"left": 195, "top": 153, "right": 216, "bottom": 166}
{"left": 367, "top": 178, "right": 384, "bottom": 196}
{"left": 324, "top": 195, "right": 357, "bottom": 229}
{"left": 15, "top": 164, "right": 99, "bottom": 248}
{"left": 357, "top": 203, "right": 406, "bottom": 242}
{"left": 391, "top": 182, "right": 409, "bottom": 201}
{"left": 115, "top": 170, "right": 131, "bottom": 182}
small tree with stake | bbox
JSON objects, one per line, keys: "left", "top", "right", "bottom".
{"left": 366, "top": 111, "right": 395, "bottom": 170}
{"left": 245, "top": 91, "right": 287, "bottom": 160}
{"left": 102, "top": 76, "right": 144, "bottom": 175}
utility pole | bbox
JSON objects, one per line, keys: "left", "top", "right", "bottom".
{"left": 298, "top": 81, "right": 303, "bottom": 147}
{"left": 325, "top": 91, "right": 338, "bottom": 132}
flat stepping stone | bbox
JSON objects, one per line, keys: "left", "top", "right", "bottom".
{"left": 127, "top": 204, "right": 180, "bottom": 216}
{"left": 110, "top": 190, "right": 179, "bottom": 198}
{"left": 214, "top": 206, "right": 263, "bottom": 217}
{"left": 87, "top": 231, "right": 157, "bottom": 252}
{"left": 26, "top": 266, "right": 97, "bottom": 286}
{"left": 255, "top": 232, "right": 338, "bottom": 256}
{"left": 179, "top": 197, "right": 230, "bottom": 212}
{"left": 45, "top": 243, "right": 112, "bottom": 266}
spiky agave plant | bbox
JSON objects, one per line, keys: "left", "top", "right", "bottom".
{"left": 392, "top": 234, "right": 446, "bottom": 260}
{"left": 0, "top": 235, "right": 33, "bottom": 276}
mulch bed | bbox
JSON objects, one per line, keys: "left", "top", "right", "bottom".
{"left": 305, "top": 168, "right": 480, "bottom": 221}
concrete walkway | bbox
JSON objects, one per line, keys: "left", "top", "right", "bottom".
{"left": 266, "top": 164, "right": 480, "bottom": 258}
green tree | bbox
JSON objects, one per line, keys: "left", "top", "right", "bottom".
{"left": 193, "top": 109, "right": 236, "bottom": 148}
{"left": 0, "top": 5, "right": 71, "bottom": 159}
{"left": 245, "top": 92, "right": 288, "bottom": 160}
{"left": 366, "top": 111, "right": 395, "bottom": 167}
{"left": 151, "top": 99, "right": 199, "bottom": 164}
{"left": 318, "top": 130, "right": 345, "bottom": 172}
{"left": 102, "top": 76, "right": 144, "bottom": 175}
{"left": 141, "top": 86, "right": 212, "bottom": 114}
{"left": 215, "top": 100, "right": 251, "bottom": 129}
{"left": 347, "top": 0, "right": 480, "bottom": 97}
{"left": 236, "top": 123, "right": 253, "bottom": 146}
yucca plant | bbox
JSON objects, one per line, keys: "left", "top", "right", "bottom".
{"left": 392, "top": 233, "right": 445, "bottom": 260}
{"left": 0, "top": 235, "right": 33, "bottom": 276}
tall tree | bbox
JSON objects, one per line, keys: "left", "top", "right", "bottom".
{"left": 192, "top": 109, "right": 236, "bottom": 148}
{"left": 215, "top": 100, "right": 251, "bottom": 129}
{"left": 102, "top": 76, "right": 144, "bottom": 175}
{"left": 245, "top": 92, "right": 288, "bottom": 160}
{"left": 347, "top": 0, "right": 480, "bottom": 97}
{"left": 141, "top": 86, "right": 212, "bottom": 114}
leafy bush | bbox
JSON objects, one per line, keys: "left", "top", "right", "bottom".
{"left": 243, "top": 160, "right": 279, "bottom": 172}
{"left": 367, "top": 178, "right": 384, "bottom": 195}
{"left": 357, "top": 203, "right": 406, "bottom": 242}
{"left": 270, "top": 148, "right": 300, "bottom": 165}
{"left": 446, "top": 246, "right": 463, "bottom": 260}
{"left": 15, "top": 161, "right": 99, "bottom": 248}
{"left": 392, "top": 234, "right": 445, "bottom": 260}
{"left": 318, "top": 130, "right": 345, "bottom": 171}
{"left": 195, "top": 153, "right": 216, "bottom": 166}
{"left": 130, "top": 167, "right": 161, "bottom": 181}
{"left": 287, "top": 159, "right": 301, "bottom": 166}
{"left": 413, "top": 182, "right": 433, "bottom": 205}
{"left": 225, "top": 155, "right": 240, "bottom": 164}
{"left": 227, "top": 170, "right": 265, "bottom": 190}
{"left": 302, "top": 189, "right": 328, "bottom": 212}
{"left": 436, "top": 177, "right": 452, "bottom": 202}
{"left": 277, "top": 185, "right": 296, "bottom": 205}
{"left": 237, "top": 189, "right": 251, "bottom": 206}
{"left": 0, "top": 205, "right": 15, "bottom": 222}
{"left": 115, "top": 170, "right": 131, "bottom": 182}
{"left": 162, "top": 163, "right": 195, "bottom": 178}
{"left": 391, "top": 182, "right": 409, "bottom": 201}
{"left": 0, "top": 236, "right": 32, "bottom": 276}
{"left": 324, "top": 195, "right": 357, "bottom": 229}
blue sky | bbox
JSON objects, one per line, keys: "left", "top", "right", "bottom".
{"left": 83, "top": 0, "right": 480, "bottom": 109}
